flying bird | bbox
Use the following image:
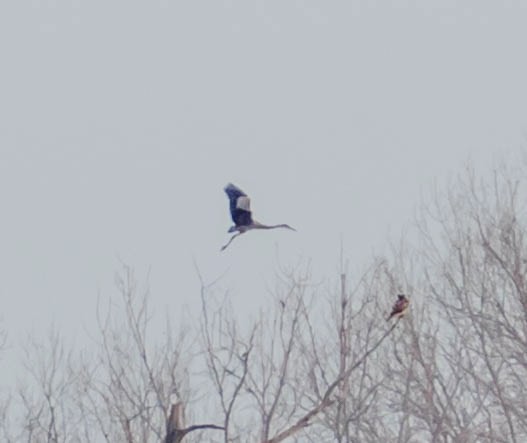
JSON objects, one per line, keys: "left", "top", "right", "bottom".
{"left": 221, "top": 183, "right": 295, "bottom": 251}
{"left": 387, "top": 294, "right": 410, "bottom": 321}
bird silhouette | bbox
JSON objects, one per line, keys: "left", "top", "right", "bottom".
{"left": 221, "top": 183, "right": 295, "bottom": 251}
{"left": 387, "top": 294, "right": 410, "bottom": 321}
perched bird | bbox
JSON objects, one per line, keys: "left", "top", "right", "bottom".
{"left": 387, "top": 294, "right": 410, "bottom": 321}
{"left": 221, "top": 183, "right": 295, "bottom": 251}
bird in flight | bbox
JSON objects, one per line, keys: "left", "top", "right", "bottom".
{"left": 387, "top": 294, "right": 410, "bottom": 321}
{"left": 221, "top": 183, "right": 295, "bottom": 251}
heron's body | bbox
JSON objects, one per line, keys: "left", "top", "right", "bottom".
{"left": 387, "top": 294, "right": 410, "bottom": 321}
{"left": 221, "top": 183, "right": 295, "bottom": 251}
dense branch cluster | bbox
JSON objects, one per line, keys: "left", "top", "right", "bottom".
{"left": 2, "top": 162, "right": 527, "bottom": 442}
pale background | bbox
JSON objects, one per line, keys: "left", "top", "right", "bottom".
{"left": 0, "top": 1, "right": 526, "bottom": 372}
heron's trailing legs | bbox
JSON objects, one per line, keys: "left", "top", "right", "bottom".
{"left": 221, "top": 232, "right": 243, "bottom": 251}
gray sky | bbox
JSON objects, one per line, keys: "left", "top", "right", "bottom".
{"left": 0, "top": 1, "right": 526, "bottom": 361}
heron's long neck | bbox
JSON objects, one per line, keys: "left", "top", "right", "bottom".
{"left": 253, "top": 221, "right": 291, "bottom": 230}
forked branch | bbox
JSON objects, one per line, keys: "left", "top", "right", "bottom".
{"left": 263, "top": 320, "right": 399, "bottom": 443}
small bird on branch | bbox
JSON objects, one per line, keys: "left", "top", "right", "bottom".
{"left": 221, "top": 183, "right": 296, "bottom": 251}
{"left": 386, "top": 294, "right": 410, "bottom": 321}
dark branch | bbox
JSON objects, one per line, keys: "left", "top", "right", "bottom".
{"left": 165, "top": 402, "right": 225, "bottom": 443}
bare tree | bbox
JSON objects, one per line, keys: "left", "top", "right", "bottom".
{"left": 9, "top": 158, "right": 527, "bottom": 442}
{"left": 81, "top": 265, "right": 213, "bottom": 442}
{"left": 292, "top": 261, "right": 394, "bottom": 443}
{"left": 0, "top": 322, "right": 11, "bottom": 442}
{"left": 15, "top": 327, "right": 78, "bottom": 443}
{"left": 196, "top": 259, "right": 402, "bottom": 443}
{"left": 382, "top": 161, "right": 527, "bottom": 443}
{"left": 5, "top": 260, "right": 403, "bottom": 442}
{"left": 196, "top": 267, "right": 256, "bottom": 442}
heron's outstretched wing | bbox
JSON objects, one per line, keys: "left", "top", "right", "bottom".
{"left": 224, "top": 183, "right": 253, "bottom": 227}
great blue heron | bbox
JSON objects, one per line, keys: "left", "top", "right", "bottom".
{"left": 387, "top": 294, "right": 410, "bottom": 321}
{"left": 221, "top": 183, "right": 295, "bottom": 251}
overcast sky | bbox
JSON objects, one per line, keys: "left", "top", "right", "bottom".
{"left": 1, "top": 1, "right": 526, "bottom": 370}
